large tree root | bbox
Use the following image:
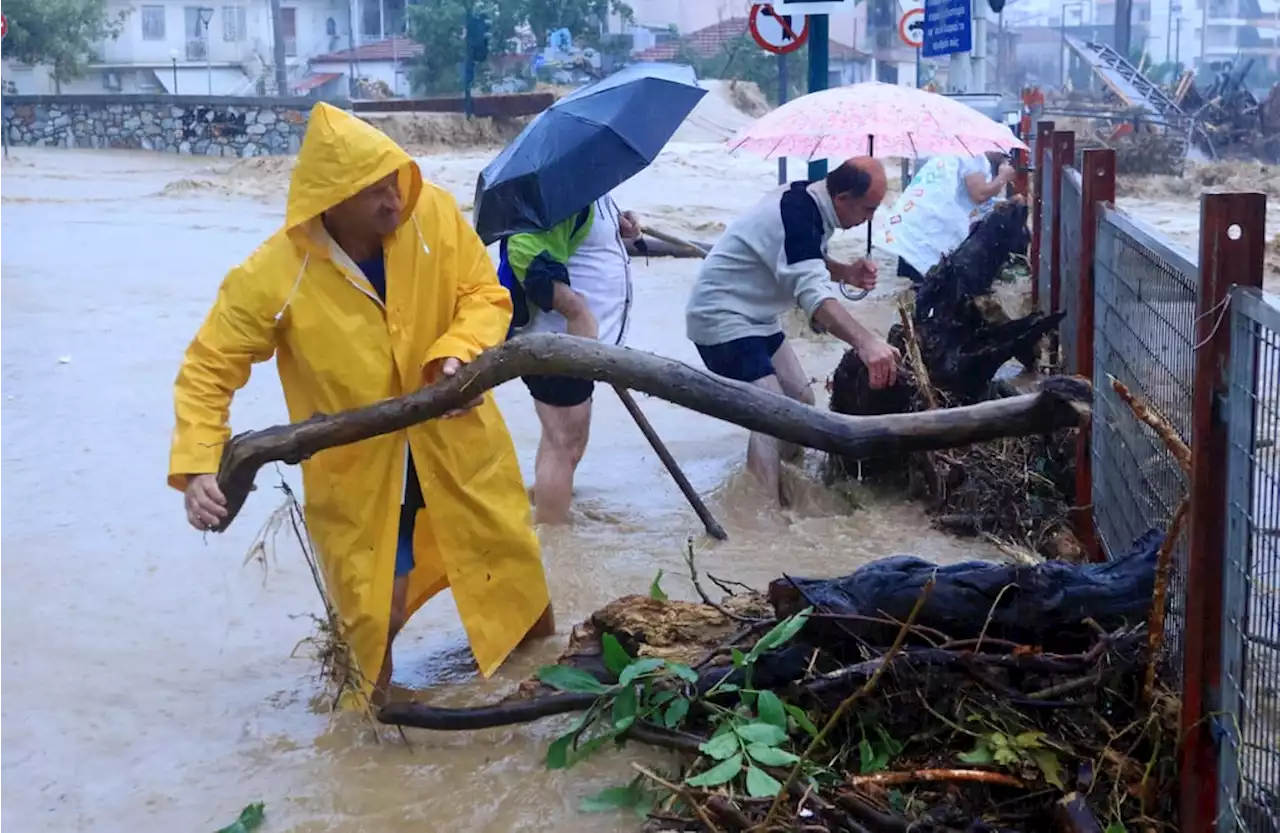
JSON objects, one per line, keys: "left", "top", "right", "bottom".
{"left": 212, "top": 334, "right": 1093, "bottom": 531}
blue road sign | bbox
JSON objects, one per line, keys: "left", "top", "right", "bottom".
{"left": 922, "top": 0, "right": 972, "bottom": 58}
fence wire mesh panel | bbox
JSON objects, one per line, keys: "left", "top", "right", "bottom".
{"left": 1037, "top": 147, "right": 1054, "bottom": 314}
{"left": 1091, "top": 207, "right": 1199, "bottom": 677}
{"left": 1218, "top": 287, "right": 1280, "bottom": 833}
{"left": 1058, "top": 168, "right": 1082, "bottom": 373}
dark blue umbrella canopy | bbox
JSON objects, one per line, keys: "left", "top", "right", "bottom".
{"left": 473, "top": 62, "right": 707, "bottom": 245}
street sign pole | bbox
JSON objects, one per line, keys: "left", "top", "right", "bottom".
{"left": 807, "top": 13, "right": 829, "bottom": 180}
{"left": 778, "top": 51, "right": 788, "bottom": 185}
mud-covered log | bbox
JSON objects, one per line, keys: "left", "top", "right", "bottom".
{"left": 212, "top": 334, "right": 1093, "bottom": 531}
{"left": 770, "top": 527, "right": 1163, "bottom": 653}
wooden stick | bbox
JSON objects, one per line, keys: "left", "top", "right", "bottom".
{"left": 847, "top": 768, "right": 1027, "bottom": 789}
{"left": 1109, "top": 376, "right": 1192, "bottom": 473}
{"left": 613, "top": 386, "right": 727, "bottom": 540}
{"left": 211, "top": 335, "right": 1093, "bottom": 532}
{"left": 642, "top": 226, "right": 710, "bottom": 257}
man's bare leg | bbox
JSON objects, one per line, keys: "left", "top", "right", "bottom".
{"left": 770, "top": 341, "right": 817, "bottom": 464}
{"left": 372, "top": 574, "right": 410, "bottom": 706}
{"left": 746, "top": 374, "right": 788, "bottom": 502}
{"left": 532, "top": 399, "right": 592, "bottom": 525}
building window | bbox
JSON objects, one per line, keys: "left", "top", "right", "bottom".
{"left": 141, "top": 5, "right": 166, "bottom": 40}
{"left": 222, "top": 6, "right": 247, "bottom": 41}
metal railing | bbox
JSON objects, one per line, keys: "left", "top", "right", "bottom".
{"left": 1058, "top": 168, "right": 1083, "bottom": 374}
{"left": 1090, "top": 205, "right": 1200, "bottom": 674}
{"left": 1219, "top": 286, "right": 1280, "bottom": 833}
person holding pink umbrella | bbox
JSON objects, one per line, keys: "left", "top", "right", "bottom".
{"left": 685, "top": 157, "right": 901, "bottom": 507}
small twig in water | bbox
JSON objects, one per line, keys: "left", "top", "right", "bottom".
{"left": 848, "top": 769, "right": 1027, "bottom": 789}
{"left": 1145, "top": 497, "right": 1189, "bottom": 705}
{"left": 684, "top": 537, "right": 756, "bottom": 623}
{"left": 632, "top": 763, "right": 724, "bottom": 833}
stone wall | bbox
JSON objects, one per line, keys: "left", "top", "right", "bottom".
{"left": 1, "top": 95, "right": 321, "bottom": 156}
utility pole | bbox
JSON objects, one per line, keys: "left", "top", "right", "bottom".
{"left": 269, "top": 0, "right": 288, "bottom": 96}
{"left": 807, "top": 13, "right": 829, "bottom": 180}
{"left": 778, "top": 51, "right": 788, "bottom": 185}
{"left": 1114, "top": 0, "right": 1132, "bottom": 58}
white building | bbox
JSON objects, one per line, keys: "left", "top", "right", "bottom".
{"left": 1, "top": 0, "right": 414, "bottom": 96}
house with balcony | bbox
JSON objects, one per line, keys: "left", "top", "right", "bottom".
{"left": 1, "top": 0, "right": 355, "bottom": 96}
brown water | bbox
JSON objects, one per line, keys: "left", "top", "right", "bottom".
{"left": 0, "top": 142, "right": 1221, "bottom": 832}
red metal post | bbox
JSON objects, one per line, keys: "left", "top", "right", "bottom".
{"left": 1049, "top": 130, "right": 1074, "bottom": 314}
{"left": 1073, "top": 148, "right": 1114, "bottom": 563}
{"left": 1029, "top": 119, "right": 1054, "bottom": 308}
{"left": 1179, "top": 191, "right": 1267, "bottom": 832}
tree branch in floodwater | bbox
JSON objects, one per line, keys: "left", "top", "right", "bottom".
{"left": 212, "top": 334, "right": 1093, "bottom": 531}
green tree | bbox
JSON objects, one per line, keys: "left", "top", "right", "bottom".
{"left": 3, "top": 0, "right": 127, "bottom": 84}
{"left": 520, "top": 0, "right": 634, "bottom": 50}
{"left": 680, "top": 35, "right": 808, "bottom": 106}
{"left": 406, "top": 0, "right": 521, "bottom": 95}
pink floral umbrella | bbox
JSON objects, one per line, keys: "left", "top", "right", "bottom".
{"left": 725, "top": 81, "right": 1027, "bottom": 160}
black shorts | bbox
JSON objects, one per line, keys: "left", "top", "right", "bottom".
{"left": 523, "top": 374, "right": 595, "bottom": 408}
{"left": 694, "top": 332, "right": 786, "bottom": 384}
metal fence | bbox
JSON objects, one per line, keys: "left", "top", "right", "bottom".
{"left": 1058, "top": 168, "right": 1083, "bottom": 374}
{"left": 1219, "top": 287, "right": 1280, "bottom": 833}
{"left": 1037, "top": 146, "right": 1055, "bottom": 314}
{"left": 1090, "top": 205, "right": 1200, "bottom": 673}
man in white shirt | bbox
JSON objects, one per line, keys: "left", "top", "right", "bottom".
{"left": 499, "top": 192, "right": 641, "bottom": 524}
{"left": 685, "top": 157, "right": 901, "bottom": 505}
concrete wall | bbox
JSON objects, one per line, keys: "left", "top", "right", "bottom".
{"left": 1, "top": 94, "right": 317, "bottom": 156}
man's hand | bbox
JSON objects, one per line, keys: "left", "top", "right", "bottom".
{"left": 428, "top": 357, "right": 484, "bottom": 418}
{"left": 618, "top": 210, "right": 643, "bottom": 240}
{"left": 827, "top": 256, "right": 878, "bottom": 290}
{"left": 185, "top": 473, "right": 228, "bottom": 531}
{"left": 856, "top": 335, "right": 901, "bottom": 390}
{"left": 996, "top": 161, "right": 1015, "bottom": 184}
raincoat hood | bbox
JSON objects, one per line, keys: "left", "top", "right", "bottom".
{"left": 284, "top": 101, "right": 423, "bottom": 235}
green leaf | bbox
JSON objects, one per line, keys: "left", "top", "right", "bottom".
{"left": 717, "top": 683, "right": 741, "bottom": 694}
{"left": 735, "top": 722, "right": 788, "bottom": 746}
{"left": 537, "top": 665, "right": 607, "bottom": 694}
{"left": 601, "top": 633, "right": 633, "bottom": 677}
{"left": 1014, "top": 731, "right": 1046, "bottom": 749}
{"left": 1030, "top": 748, "right": 1065, "bottom": 790}
{"left": 651, "top": 690, "right": 678, "bottom": 707}
{"left": 649, "top": 569, "right": 669, "bottom": 600}
{"left": 667, "top": 661, "right": 699, "bottom": 683}
{"left": 993, "top": 747, "right": 1020, "bottom": 766}
{"left": 731, "top": 647, "right": 747, "bottom": 667}
{"left": 685, "top": 753, "right": 744, "bottom": 788}
{"left": 1104, "top": 824, "right": 1128, "bottom": 833}
{"left": 785, "top": 704, "right": 820, "bottom": 738}
{"left": 580, "top": 785, "right": 642, "bottom": 814}
{"left": 699, "top": 731, "right": 741, "bottom": 761}
{"left": 745, "top": 743, "right": 800, "bottom": 767}
{"left": 215, "top": 803, "right": 265, "bottom": 833}
{"left": 957, "top": 742, "right": 995, "bottom": 766}
{"left": 747, "top": 608, "right": 812, "bottom": 661}
{"left": 745, "top": 765, "right": 785, "bottom": 798}
{"left": 547, "top": 731, "right": 575, "bottom": 770}
{"left": 874, "top": 725, "right": 904, "bottom": 757}
{"left": 859, "top": 739, "right": 876, "bottom": 770}
{"left": 612, "top": 684, "right": 638, "bottom": 731}
{"left": 664, "top": 697, "right": 690, "bottom": 729}
{"left": 618, "top": 657, "right": 666, "bottom": 686}
{"left": 756, "top": 690, "right": 787, "bottom": 730}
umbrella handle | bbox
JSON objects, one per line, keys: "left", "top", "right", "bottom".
{"left": 840, "top": 283, "right": 871, "bottom": 302}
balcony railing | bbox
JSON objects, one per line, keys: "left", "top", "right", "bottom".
{"left": 186, "top": 37, "right": 209, "bottom": 61}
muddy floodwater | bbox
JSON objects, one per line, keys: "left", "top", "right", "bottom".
{"left": 0, "top": 140, "right": 1251, "bottom": 832}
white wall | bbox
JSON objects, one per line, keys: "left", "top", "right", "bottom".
{"left": 310, "top": 56, "right": 405, "bottom": 93}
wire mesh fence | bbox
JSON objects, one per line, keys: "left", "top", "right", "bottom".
{"left": 1058, "top": 168, "right": 1082, "bottom": 374}
{"left": 1037, "top": 146, "right": 1054, "bottom": 314}
{"left": 1090, "top": 206, "right": 1199, "bottom": 677}
{"left": 1219, "top": 287, "right": 1280, "bottom": 833}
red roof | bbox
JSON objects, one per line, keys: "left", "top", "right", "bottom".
{"left": 633, "top": 17, "right": 866, "bottom": 62}
{"left": 294, "top": 72, "right": 341, "bottom": 93}
{"left": 313, "top": 36, "right": 423, "bottom": 63}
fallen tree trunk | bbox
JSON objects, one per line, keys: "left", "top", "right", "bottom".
{"left": 212, "top": 334, "right": 1093, "bottom": 531}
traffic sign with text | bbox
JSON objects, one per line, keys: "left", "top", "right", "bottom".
{"left": 749, "top": 4, "right": 810, "bottom": 55}
{"left": 922, "top": 0, "right": 972, "bottom": 58}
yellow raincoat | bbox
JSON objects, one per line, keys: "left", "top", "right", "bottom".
{"left": 168, "top": 102, "right": 550, "bottom": 705}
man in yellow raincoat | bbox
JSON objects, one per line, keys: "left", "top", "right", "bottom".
{"left": 168, "top": 102, "right": 554, "bottom": 707}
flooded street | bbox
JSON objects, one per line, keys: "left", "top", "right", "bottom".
{"left": 0, "top": 133, "right": 1248, "bottom": 832}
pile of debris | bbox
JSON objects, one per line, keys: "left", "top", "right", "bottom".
{"left": 1180, "top": 58, "right": 1280, "bottom": 162}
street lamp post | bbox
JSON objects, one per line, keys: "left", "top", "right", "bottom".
{"left": 169, "top": 49, "right": 179, "bottom": 94}
{"left": 197, "top": 7, "right": 214, "bottom": 95}
{"left": 1059, "top": 1, "right": 1087, "bottom": 88}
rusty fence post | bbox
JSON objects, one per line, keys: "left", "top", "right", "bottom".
{"left": 1180, "top": 191, "right": 1267, "bottom": 832}
{"left": 1029, "top": 119, "right": 1054, "bottom": 308}
{"left": 1073, "top": 148, "right": 1114, "bottom": 563}
{"left": 1049, "top": 130, "right": 1074, "bottom": 315}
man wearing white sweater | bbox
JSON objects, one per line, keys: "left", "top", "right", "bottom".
{"left": 685, "top": 157, "right": 900, "bottom": 505}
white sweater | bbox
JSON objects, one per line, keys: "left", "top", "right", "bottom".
{"left": 685, "top": 178, "right": 842, "bottom": 346}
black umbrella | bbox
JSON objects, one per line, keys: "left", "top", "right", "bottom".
{"left": 472, "top": 62, "right": 708, "bottom": 245}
